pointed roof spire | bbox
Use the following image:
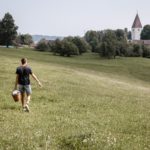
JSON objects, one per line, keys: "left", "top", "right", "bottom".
{"left": 132, "top": 13, "right": 142, "bottom": 28}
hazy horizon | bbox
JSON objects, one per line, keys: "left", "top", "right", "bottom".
{"left": 1, "top": 0, "right": 150, "bottom": 36}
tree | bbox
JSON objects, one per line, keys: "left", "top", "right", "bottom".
{"left": 35, "top": 39, "right": 50, "bottom": 51}
{"left": 127, "top": 31, "right": 131, "bottom": 40}
{"left": 51, "top": 39, "right": 64, "bottom": 54}
{"left": 115, "top": 29, "right": 128, "bottom": 56}
{"left": 141, "top": 25, "right": 150, "bottom": 40}
{"left": 115, "top": 29, "right": 126, "bottom": 40}
{"left": 12, "top": 35, "right": 21, "bottom": 48}
{"left": 73, "top": 37, "right": 91, "bottom": 54}
{"left": 84, "top": 30, "right": 99, "bottom": 52}
{"left": 13, "top": 34, "right": 33, "bottom": 48}
{"left": 124, "top": 28, "right": 132, "bottom": 40}
{"left": 0, "top": 13, "right": 18, "bottom": 47}
{"left": 0, "top": 20, "right": 2, "bottom": 44}
{"left": 100, "top": 30, "right": 117, "bottom": 58}
{"left": 64, "top": 36, "right": 91, "bottom": 54}
{"left": 62, "top": 40, "right": 79, "bottom": 56}
{"left": 18, "top": 34, "right": 33, "bottom": 46}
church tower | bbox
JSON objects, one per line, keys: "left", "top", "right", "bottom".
{"left": 131, "top": 13, "right": 142, "bottom": 40}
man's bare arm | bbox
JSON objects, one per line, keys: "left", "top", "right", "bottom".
{"left": 31, "top": 73, "right": 42, "bottom": 87}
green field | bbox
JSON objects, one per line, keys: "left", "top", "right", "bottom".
{"left": 0, "top": 48, "right": 150, "bottom": 150}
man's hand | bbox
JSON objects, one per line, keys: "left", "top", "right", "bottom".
{"left": 38, "top": 81, "right": 42, "bottom": 87}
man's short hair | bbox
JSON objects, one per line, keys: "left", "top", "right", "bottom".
{"left": 21, "top": 58, "right": 27, "bottom": 65}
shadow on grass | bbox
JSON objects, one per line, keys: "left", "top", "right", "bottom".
{"left": 1, "top": 104, "right": 19, "bottom": 110}
{"left": 58, "top": 133, "right": 96, "bottom": 150}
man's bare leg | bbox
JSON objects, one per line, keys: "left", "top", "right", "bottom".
{"left": 21, "top": 92, "right": 26, "bottom": 107}
{"left": 24, "top": 94, "right": 31, "bottom": 112}
{"left": 26, "top": 94, "right": 31, "bottom": 105}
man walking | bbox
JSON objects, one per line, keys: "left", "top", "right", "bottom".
{"left": 14, "top": 58, "right": 42, "bottom": 112}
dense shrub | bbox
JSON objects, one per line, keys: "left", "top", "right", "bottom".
{"left": 142, "top": 45, "right": 150, "bottom": 58}
{"left": 126, "top": 44, "right": 143, "bottom": 57}
{"left": 126, "top": 44, "right": 134, "bottom": 56}
{"left": 51, "top": 39, "right": 79, "bottom": 57}
{"left": 115, "top": 41, "right": 128, "bottom": 56}
{"left": 59, "top": 40, "right": 79, "bottom": 56}
{"left": 133, "top": 44, "right": 143, "bottom": 57}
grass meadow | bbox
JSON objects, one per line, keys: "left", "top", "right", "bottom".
{"left": 0, "top": 47, "right": 150, "bottom": 150}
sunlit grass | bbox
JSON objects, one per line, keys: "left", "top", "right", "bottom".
{"left": 0, "top": 48, "right": 150, "bottom": 149}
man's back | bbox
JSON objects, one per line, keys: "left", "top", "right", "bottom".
{"left": 16, "top": 66, "right": 32, "bottom": 85}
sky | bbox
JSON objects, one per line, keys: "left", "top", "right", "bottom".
{"left": 0, "top": 0, "right": 150, "bottom": 36}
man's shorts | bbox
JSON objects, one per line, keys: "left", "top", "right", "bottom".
{"left": 18, "top": 84, "right": 32, "bottom": 95}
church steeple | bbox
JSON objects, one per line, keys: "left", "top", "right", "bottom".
{"left": 132, "top": 13, "right": 142, "bottom": 28}
{"left": 131, "top": 13, "right": 142, "bottom": 40}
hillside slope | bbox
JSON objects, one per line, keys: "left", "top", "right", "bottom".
{"left": 0, "top": 48, "right": 150, "bottom": 150}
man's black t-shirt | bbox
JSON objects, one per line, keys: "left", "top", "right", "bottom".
{"left": 16, "top": 66, "right": 32, "bottom": 85}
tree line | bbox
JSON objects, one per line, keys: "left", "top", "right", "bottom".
{"left": 35, "top": 29, "right": 150, "bottom": 58}
{"left": 1, "top": 12, "right": 150, "bottom": 58}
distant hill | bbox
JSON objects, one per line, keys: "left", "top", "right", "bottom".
{"left": 32, "top": 35, "right": 64, "bottom": 43}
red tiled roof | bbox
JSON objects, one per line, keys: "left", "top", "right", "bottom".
{"left": 132, "top": 14, "right": 142, "bottom": 28}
